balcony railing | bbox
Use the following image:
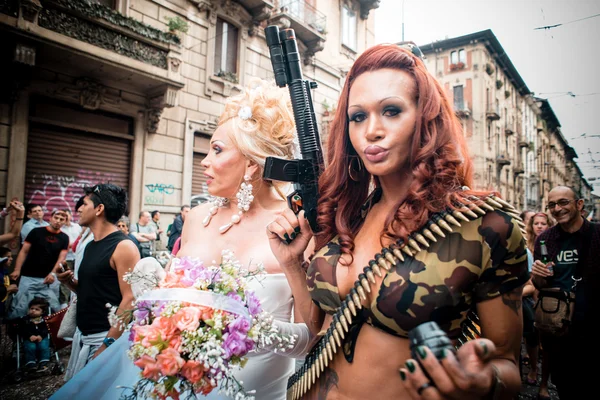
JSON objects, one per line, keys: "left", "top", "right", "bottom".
{"left": 513, "top": 160, "right": 525, "bottom": 175}
{"left": 279, "top": 0, "right": 326, "bottom": 34}
{"left": 270, "top": 0, "right": 326, "bottom": 61}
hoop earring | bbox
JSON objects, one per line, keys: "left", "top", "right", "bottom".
{"left": 348, "top": 157, "right": 363, "bottom": 182}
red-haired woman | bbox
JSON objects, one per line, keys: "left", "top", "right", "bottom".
{"left": 269, "top": 44, "right": 529, "bottom": 399}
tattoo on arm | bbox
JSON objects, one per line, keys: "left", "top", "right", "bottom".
{"left": 308, "top": 367, "right": 339, "bottom": 400}
{"left": 501, "top": 290, "right": 522, "bottom": 316}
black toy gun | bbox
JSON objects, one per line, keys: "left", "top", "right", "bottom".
{"left": 263, "top": 25, "right": 324, "bottom": 233}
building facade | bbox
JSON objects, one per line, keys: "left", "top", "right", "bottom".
{"left": 419, "top": 30, "right": 592, "bottom": 213}
{"left": 0, "top": 0, "right": 378, "bottom": 247}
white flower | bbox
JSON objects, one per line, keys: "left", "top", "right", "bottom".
{"left": 128, "top": 257, "right": 166, "bottom": 298}
{"left": 238, "top": 106, "right": 252, "bottom": 121}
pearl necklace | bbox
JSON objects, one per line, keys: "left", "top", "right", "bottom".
{"left": 202, "top": 179, "right": 254, "bottom": 234}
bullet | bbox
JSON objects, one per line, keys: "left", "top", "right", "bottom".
{"left": 346, "top": 296, "right": 357, "bottom": 316}
{"left": 358, "top": 273, "right": 371, "bottom": 293}
{"left": 391, "top": 247, "right": 405, "bottom": 262}
{"left": 452, "top": 209, "right": 470, "bottom": 222}
{"left": 421, "top": 227, "right": 438, "bottom": 242}
{"left": 365, "top": 268, "right": 376, "bottom": 284}
{"left": 413, "top": 232, "right": 430, "bottom": 248}
{"left": 381, "top": 249, "right": 397, "bottom": 267}
{"left": 442, "top": 211, "right": 461, "bottom": 227}
{"left": 356, "top": 284, "right": 367, "bottom": 301}
{"left": 343, "top": 304, "right": 352, "bottom": 322}
{"left": 339, "top": 314, "right": 349, "bottom": 332}
{"left": 350, "top": 288, "right": 362, "bottom": 309}
{"left": 485, "top": 197, "right": 503, "bottom": 209}
{"left": 407, "top": 237, "right": 422, "bottom": 252}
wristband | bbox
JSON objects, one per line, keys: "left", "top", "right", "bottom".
{"left": 16, "top": 217, "right": 24, "bottom": 220}
{"left": 103, "top": 337, "right": 116, "bottom": 347}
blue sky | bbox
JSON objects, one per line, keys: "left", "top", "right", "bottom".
{"left": 374, "top": 0, "right": 600, "bottom": 194}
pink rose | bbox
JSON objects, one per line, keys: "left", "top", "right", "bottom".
{"left": 151, "top": 317, "right": 178, "bottom": 340}
{"left": 172, "top": 307, "right": 201, "bottom": 332}
{"left": 160, "top": 272, "right": 182, "bottom": 288}
{"left": 180, "top": 360, "right": 206, "bottom": 384}
{"left": 156, "top": 348, "right": 185, "bottom": 376}
{"left": 134, "top": 355, "right": 161, "bottom": 381}
{"left": 168, "top": 334, "right": 182, "bottom": 351}
{"left": 135, "top": 324, "right": 162, "bottom": 348}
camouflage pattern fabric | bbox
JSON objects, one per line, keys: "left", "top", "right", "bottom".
{"left": 307, "top": 209, "right": 529, "bottom": 344}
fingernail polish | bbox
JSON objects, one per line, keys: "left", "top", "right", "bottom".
{"left": 294, "top": 226, "right": 301, "bottom": 233}
{"left": 406, "top": 360, "right": 416, "bottom": 373}
{"left": 417, "top": 346, "right": 427, "bottom": 360}
{"left": 440, "top": 349, "right": 447, "bottom": 359}
{"left": 399, "top": 370, "right": 406, "bottom": 381}
{"left": 284, "top": 233, "right": 290, "bottom": 242}
{"left": 291, "top": 232, "right": 297, "bottom": 240}
{"left": 481, "top": 342, "right": 488, "bottom": 356}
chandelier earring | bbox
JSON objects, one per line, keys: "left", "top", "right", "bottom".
{"left": 348, "top": 156, "right": 364, "bottom": 182}
{"left": 218, "top": 174, "right": 254, "bottom": 234}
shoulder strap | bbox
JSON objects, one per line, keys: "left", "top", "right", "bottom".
{"left": 287, "top": 193, "right": 518, "bottom": 400}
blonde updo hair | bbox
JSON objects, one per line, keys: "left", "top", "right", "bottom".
{"left": 218, "top": 78, "right": 297, "bottom": 181}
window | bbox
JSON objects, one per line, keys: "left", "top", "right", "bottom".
{"left": 341, "top": 5, "right": 357, "bottom": 50}
{"left": 453, "top": 85, "right": 464, "bottom": 110}
{"left": 214, "top": 18, "right": 239, "bottom": 77}
{"left": 450, "top": 51, "right": 458, "bottom": 65}
{"left": 458, "top": 49, "right": 466, "bottom": 64}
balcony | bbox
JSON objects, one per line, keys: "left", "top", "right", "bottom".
{"left": 518, "top": 135, "right": 530, "bottom": 149}
{"left": 356, "top": 0, "right": 381, "bottom": 19}
{"left": 513, "top": 161, "right": 525, "bottom": 175}
{"left": 486, "top": 107, "right": 500, "bottom": 121}
{"left": 505, "top": 124, "right": 514, "bottom": 135}
{"left": 454, "top": 104, "right": 471, "bottom": 119}
{"left": 270, "top": 0, "right": 326, "bottom": 61}
{"left": 0, "top": 0, "right": 184, "bottom": 131}
{"left": 233, "top": 0, "right": 274, "bottom": 23}
{"left": 496, "top": 154, "right": 511, "bottom": 167}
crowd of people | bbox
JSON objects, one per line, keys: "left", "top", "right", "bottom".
{"left": 0, "top": 40, "right": 597, "bottom": 400}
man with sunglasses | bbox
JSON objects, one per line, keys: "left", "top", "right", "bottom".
{"left": 531, "top": 186, "right": 600, "bottom": 400}
{"left": 56, "top": 183, "right": 140, "bottom": 381}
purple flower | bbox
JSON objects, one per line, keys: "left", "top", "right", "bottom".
{"left": 245, "top": 290, "right": 262, "bottom": 316}
{"left": 128, "top": 327, "right": 136, "bottom": 342}
{"left": 228, "top": 316, "right": 251, "bottom": 334}
{"left": 227, "top": 291, "right": 242, "bottom": 303}
{"left": 173, "top": 257, "right": 203, "bottom": 272}
{"left": 133, "top": 307, "right": 150, "bottom": 323}
{"left": 222, "top": 330, "right": 254, "bottom": 358}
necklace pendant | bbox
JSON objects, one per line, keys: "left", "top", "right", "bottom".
{"left": 219, "top": 222, "right": 233, "bottom": 234}
{"left": 202, "top": 214, "right": 212, "bottom": 227}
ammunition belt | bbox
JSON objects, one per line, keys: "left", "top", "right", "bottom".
{"left": 286, "top": 194, "right": 524, "bottom": 400}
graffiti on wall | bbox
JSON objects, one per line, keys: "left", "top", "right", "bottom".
{"left": 26, "top": 170, "right": 120, "bottom": 222}
{"left": 144, "top": 183, "right": 174, "bottom": 206}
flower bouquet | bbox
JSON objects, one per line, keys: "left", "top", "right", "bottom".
{"left": 111, "top": 251, "right": 296, "bottom": 400}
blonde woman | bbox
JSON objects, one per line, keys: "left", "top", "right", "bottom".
{"left": 52, "top": 79, "right": 313, "bottom": 400}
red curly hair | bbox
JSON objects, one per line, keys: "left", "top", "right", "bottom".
{"left": 315, "top": 44, "right": 490, "bottom": 254}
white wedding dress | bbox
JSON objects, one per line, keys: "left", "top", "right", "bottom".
{"left": 51, "top": 273, "right": 310, "bottom": 400}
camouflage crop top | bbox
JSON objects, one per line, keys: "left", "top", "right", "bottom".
{"left": 307, "top": 204, "right": 529, "bottom": 344}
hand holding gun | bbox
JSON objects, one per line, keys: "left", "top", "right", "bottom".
{"left": 263, "top": 25, "right": 324, "bottom": 233}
